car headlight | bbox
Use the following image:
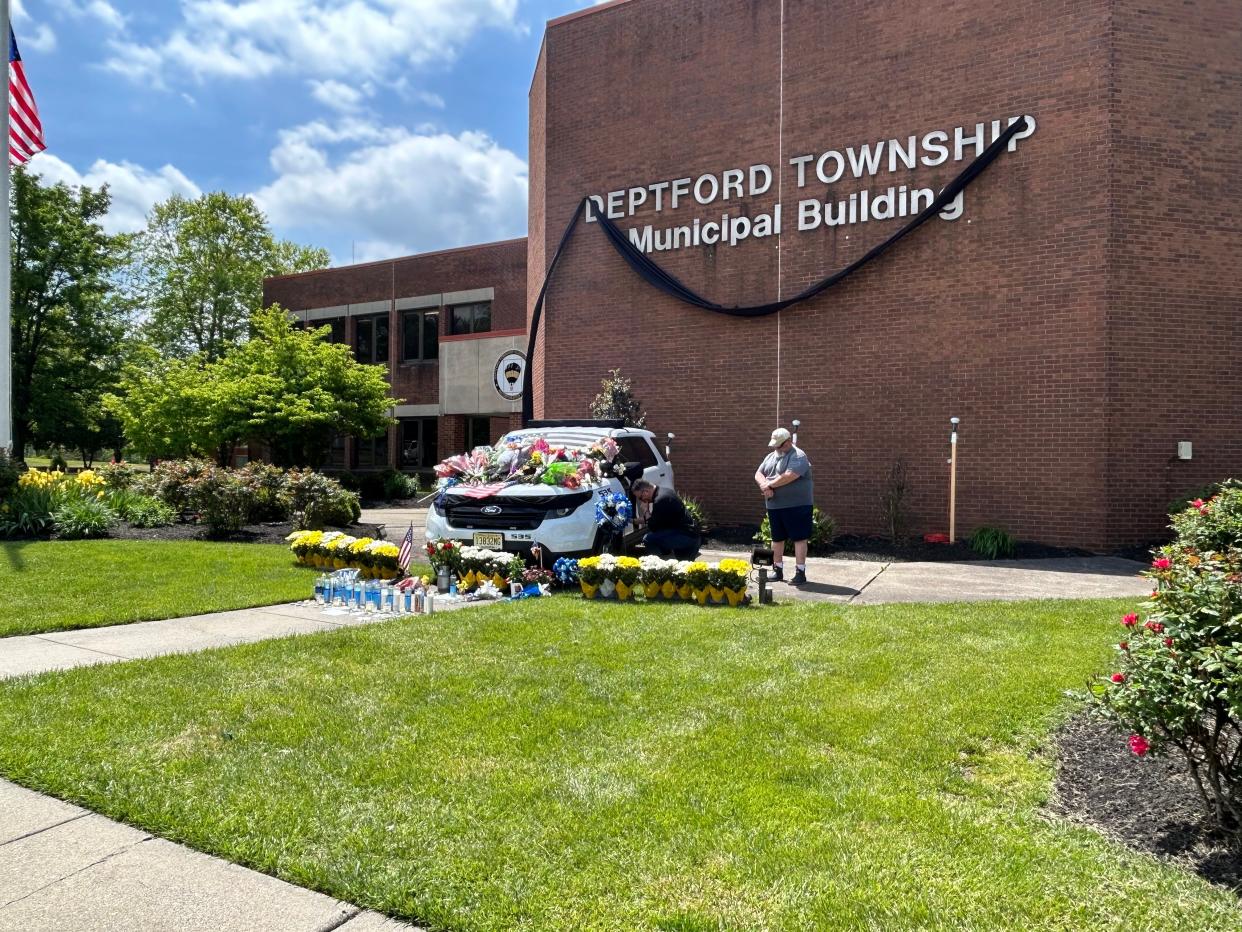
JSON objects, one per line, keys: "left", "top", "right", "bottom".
{"left": 555, "top": 507, "right": 573, "bottom": 517}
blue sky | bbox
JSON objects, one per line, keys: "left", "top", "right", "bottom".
{"left": 17, "top": 0, "right": 608, "bottom": 264}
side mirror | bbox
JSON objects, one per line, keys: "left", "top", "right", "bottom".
{"left": 623, "top": 461, "right": 644, "bottom": 482}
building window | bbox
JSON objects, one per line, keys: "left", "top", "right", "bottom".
{"left": 354, "top": 314, "right": 390, "bottom": 365}
{"left": 400, "top": 418, "right": 439, "bottom": 470}
{"left": 353, "top": 431, "right": 390, "bottom": 470}
{"left": 324, "top": 433, "right": 346, "bottom": 469}
{"left": 449, "top": 301, "right": 492, "bottom": 336}
{"left": 402, "top": 310, "right": 439, "bottom": 362}
{"left": 466, "top": 416, "right": 491, "bottom": 451}
{"left": 305, "top": 317, "right": 345, "bottom": 343}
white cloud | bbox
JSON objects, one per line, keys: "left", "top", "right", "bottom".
{"left": 104, "top": 0, "right": 520, "bottom": 86}
{"left": 252, "top": 118, "right": 527, "bottom": 260}
{"left": 415, "top": 91, "right": 446, "bottom": 109}
{"left": 308, "top": 79, "right": 374, "bottom": 114}
{"left": 47, "top": 0, "right": 125, "bottom": 30}
{"left": 28, "top": 154, "right": 202, "bottom": 234}
{"left": 22, "top": 23, "right": 57, "bottom": 53}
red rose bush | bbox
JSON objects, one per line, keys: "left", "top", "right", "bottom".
{"left": 1091, "top": 480, "right": 1242, "bottom": 837}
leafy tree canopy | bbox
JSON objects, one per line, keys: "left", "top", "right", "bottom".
{"left": 10, "top": 167, "right": 131, "bottom": 464}
{"left": 107, "top": 306, "right": 399, "bottom": 468}
{"left": 134, "top": 192, "right": 329, "bottom": 361}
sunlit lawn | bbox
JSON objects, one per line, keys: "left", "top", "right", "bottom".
{"left": 0, "top": 596, "right": 1236, "bottom": 929}
{"left": 0, "top": 540, "right": 318, "bottom": 637}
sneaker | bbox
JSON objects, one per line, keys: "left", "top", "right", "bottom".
{"left": 770, "top": 566, "right": 784, "bottom": 582}
{"left": 791, "top": 568, "right": 807, "bottom": 586}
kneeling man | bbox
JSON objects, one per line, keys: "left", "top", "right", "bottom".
{"left": 632, "top": 480, "right": 700, "bottom": 560}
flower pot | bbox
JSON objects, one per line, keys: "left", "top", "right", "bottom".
{"left": 707, "top": 585, "right": 724, "bottom": 604}
{"left": 693, "top": 587, "right": 708, "bottom": 606}
{"left": 725, "top": 587, "right": 745, "bottom": 607}
{"left": 677, "top": 583, "right": 692, "bottom": 601}
{"left": 492, "top": 572, "right": 506, "bottom": 589}
{"left": 615, "top": 581, "right": 634, "bottom": 601}
{"left": 333, "top": 559, "right": 346, "bottom": 570}
{"left": 436, "top": 568, "right": 452, "bottom": 590}
{"left": 599, "top": 578, "right": 616, "bottom": 599}
{"left": 580, "top": 581, "right": 598, "bottom": 599}
{"left": 643, "top": 582, "right": 660, "bottom": 600}
{"left": 462, "top": 570, "right": 476, "bottom": 590}
{"left": 661, "top": 580, "right": 677, "bottom": 600}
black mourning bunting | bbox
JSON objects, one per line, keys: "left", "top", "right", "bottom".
{"left": 521, "top": 116, "right": 1031, "bottom": 425}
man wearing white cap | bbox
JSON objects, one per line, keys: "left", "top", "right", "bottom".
{"left": 754, "top": 427, "right": 814, "bottom": 585}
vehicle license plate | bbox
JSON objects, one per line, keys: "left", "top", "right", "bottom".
{"left": 473, "top": 532, "right": 504, "bottom": 549}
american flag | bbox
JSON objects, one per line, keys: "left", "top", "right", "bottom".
{"left": 9, "top": 28, "right": 45, "bottom": 166}
{"left": 397, "top": 523, "right": 415, "bottom": 573}
{"left": 454, "top": 481, "right": 511, "bottom": 500}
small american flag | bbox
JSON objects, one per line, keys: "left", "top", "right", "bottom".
{"left": 397, "top": 523, "right": 415, "bottom": 573}
{"left": 455, "top": 481, "right": 511, "bottom": 500}
{"left": 9, "top": 29, "right": 45, "bottom": 165}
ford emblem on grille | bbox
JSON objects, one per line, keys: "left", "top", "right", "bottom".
{"left": 481, "top": 505, "right": 503, "bottom": 515}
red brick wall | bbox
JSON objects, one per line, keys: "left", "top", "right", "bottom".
{"left": 264, "top": 238, "right": 528, "bottom": 411}
{"left": 263, "top": 239, "right": 528, "bottom": 469}
{"left": 529, "top": 0, "right": 1240, "bottom": 548}
{"left": 1104, "top": 1, "right": 1242, "bottom": 544}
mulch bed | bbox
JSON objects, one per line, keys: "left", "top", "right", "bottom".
{"left": 1050, "top": 711, "right": 1241, "bottom": 893}
{"left": 90, "top": 521, "right": 384, "bottom": 545}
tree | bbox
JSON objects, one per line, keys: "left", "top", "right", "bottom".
{"left": 9, "top": 168, "right": 130, "bottom": 464}
{"left": 134, "top": 192, "right": 329, "bottom": 361}
{"left": 106, "top": 306, "right": 399, "bottom": 467}
{"left": 590, "top": 368, "right": 646, "bottom": 427}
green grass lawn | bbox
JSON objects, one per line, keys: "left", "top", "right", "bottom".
{"left": 0, "top": 597, "right": 1236, "bottom": 930}
{"left": 0, "top": 540, "right": 320, "bottom": 637}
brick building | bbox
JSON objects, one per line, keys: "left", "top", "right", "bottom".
{"left": 265, "top": 0, "right": 1239, "bottom": 548}
{"left": 526, "top": 0, "right": 1241, "bottom": 549}
{"left": 263, "top": 238, "right": 527, "bottom": 472}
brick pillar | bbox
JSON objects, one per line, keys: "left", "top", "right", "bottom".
{"left": 439, "top": 415, "right": 465, "bottom": 460}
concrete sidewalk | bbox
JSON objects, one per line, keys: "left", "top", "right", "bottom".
{"left": 0, "top": 780, "right": 414, "bottom": 932}
{"left": 698, "top": 550, "right": 1151, "bottom": 605}
{"left": 0, "top": 599, "right": 483, "bottom": 681}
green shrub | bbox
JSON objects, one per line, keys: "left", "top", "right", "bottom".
{"left": 97, "top": 460, "right": 137, "bottom": 490}
{"left": 1091, "top": 480, "right": 1242, "bottom": 837}
{"left": 0, "top": 484, "right": 56, "bottom": 537}
{"left": 334, "top": 470, "right": 360, "bottom": 492}
{"left": 286, "top": 469, "right": 360, "bottom": 529}
{"left": 680, "top": 496, "right": 710, "bottom": 531}
{"left": 753, "top": 506, "right": 836, "bottom": 551}
{"left": 968, "top": 526, "right": 1016, "bottom": 559}
{"left": 53, "top": 498, "right": 117, "bottom": 539}
{"left": 190, "top": 471, "right": 251, "bottom": 535}
{"left": 111, "top": 491, "right": 175, "bottom": 528}
{"left": 237, "top": 461, "right": 291, "bottom": 522}
{"left": 48, "top": 448, "right": 68, "bottom": 471}
{"left": 136, "top": 459, "right": 215, "bottom": 514}
{"left": 0, "top": 449, "right": 20, "bottom": 503}
{"left": 382, "top": 469, "right": 421, "bottom": 501}
{"left": 1169, "top": 481, "right": 1231, "bottom": 519}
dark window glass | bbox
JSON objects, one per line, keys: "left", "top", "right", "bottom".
{"left": 423, "top": 311, "right": 439, "bottom": 360}
{"left": 399, "top": 418, "right": 440, "bottom": 469}
{"left": 449, "top": 302, "right": 493, "bottom": 335}
{"left": 402, "top": 310, "right": 439, "bottom": 362}
{"left": 354, "top": 314, "right": 390, "bottom": 365}
{"left": 328, "top": 318, "right": 345, "bottom": 344}
{"left": 618, "top": 437, "right": 658, "bottom": 469}
{"left": 353, "top": 432, "right": 389, "bottom": 469}
{"left": 325, "top": 433, "right": 346, "bottom": 469}
{"left": 466, "top": 417, "right": 491, "bottom": 451}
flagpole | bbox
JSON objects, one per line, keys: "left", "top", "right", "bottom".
{"left": 0, "top": 0, "right": 11, "bottom": 456}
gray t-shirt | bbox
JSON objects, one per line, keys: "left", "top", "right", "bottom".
{"left": 759, "top": 446, "right": 814, "bottom": 510}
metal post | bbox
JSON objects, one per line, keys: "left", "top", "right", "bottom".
{"left": 948, "top": 416, "right": 960, "bottom": 543}
{"left": 0, "top": 0, "right": 11, "bottom": 455}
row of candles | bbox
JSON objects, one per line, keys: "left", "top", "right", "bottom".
{"left": 313, "top": 574, "right": 436, "bottom": 614}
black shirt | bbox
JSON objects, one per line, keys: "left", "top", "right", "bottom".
{"left": 647, "top": 486, "right": 695, "bottom": 534}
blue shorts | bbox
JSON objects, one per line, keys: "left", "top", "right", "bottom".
{"left": 768, "top": 504, "right": 813, "bottom": 543}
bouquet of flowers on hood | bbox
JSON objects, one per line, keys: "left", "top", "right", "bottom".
{"left": 435, "top": 434, "right": 623, "bottom": 490}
